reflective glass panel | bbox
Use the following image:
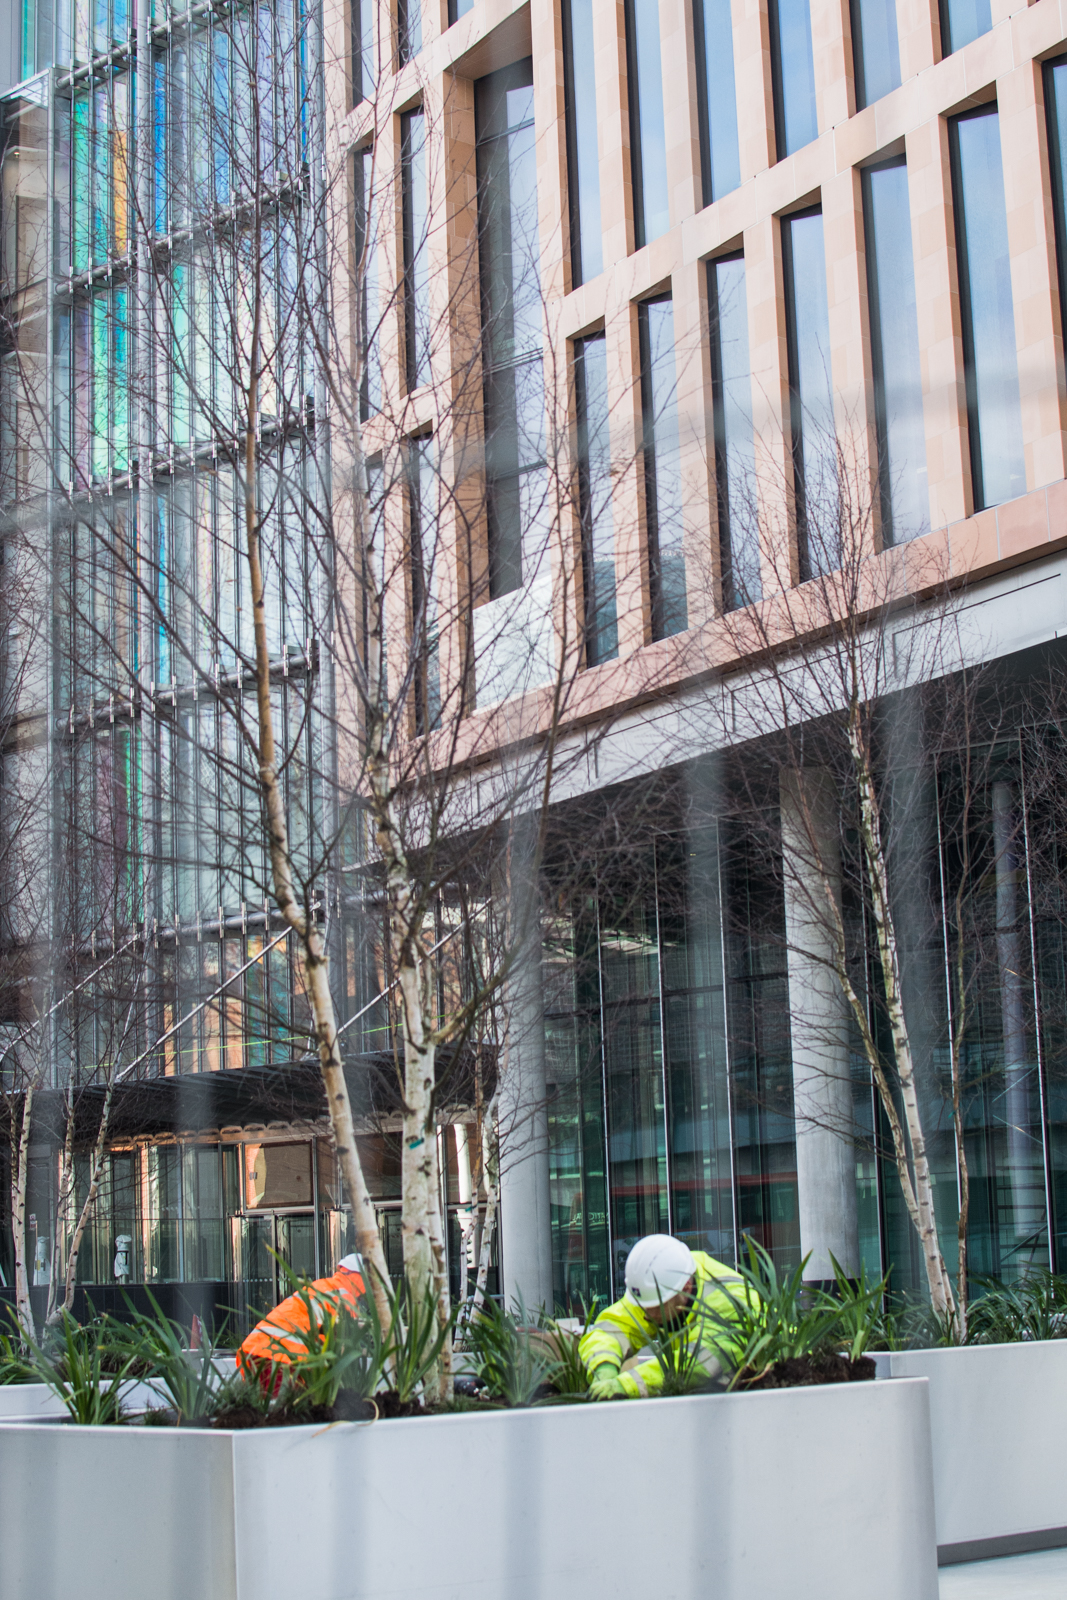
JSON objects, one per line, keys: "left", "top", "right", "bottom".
{"left": 625, "top": 0, "right": 670, "bottom": 246}
{"left": 402, "top": 108, "right": 431, "bottom": 391}
{"left": 950, "top": 108, "right": 1025, "bottom": 510}
{"left": 708, "top": 254, "right": 759, "bottom": 608}
{"left": 851, "top": 0, "right": 901, "bottom": 109}
{"left": 693, "top": 0, "right": 741, "bottom": 203}
{"left": 564, "top": 0, "right": 603, "bottom": 283}
{"left": 575, "top": 332, "right": 618, "bottom": 665}
{"left": 781, "top": 208, "right": 836, "bottom": 577}
{"left": 940, "top": 0, "right": 991, "bottom": 56}
{"left": 639, "top": 297, "right": 687, "bottom": 639}
{"left": 769, "top": 0, "right": 817, "bottom": 158}
{"left": 862, "top": 158, "right": 929, "bottom": 543}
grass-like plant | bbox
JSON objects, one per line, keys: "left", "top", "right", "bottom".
{"left": 966, "top": 1271, "right": 1067, "bottom": 1345}
{"left": 27, "top": 1312, "right": 136, "bottom": 1424}
{"left": 378, "top": 1270, "right": 455, "bottom": 1407}
{"left": 0, "top": 1312, "right": 35, "bottom": 1385}
{"left": 104, "top": 1292, "right": 229, "bottom": 1423}
{"left": 465, "top": 1297, "right": 554, "bottom": 1407}
{"left": 540, "top": 1319, "right": 591, "bottom": 1399}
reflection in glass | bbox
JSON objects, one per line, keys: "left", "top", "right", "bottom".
{"left": 950, "top": 108, "right": 1025, "bottom": 510}
{"left": 564, "top": 0, "right": 603, "bottom": 283}
{"left": 408, "top": 436, "right": 441, "bottom": 732}
{"left": 940, "top": 0, "right": 991, "bottom": 56}
{"left": 693, "top": 0, "right": 740, "bottom": 204}
{"left": 353, "top": 145, "right": 382, "bottom": 419}
{"left": 708, "top": 254, "right": 759, "bottom": 608}
{"left": 1043, "top": 59, "right": 1067, "bottom": 366}
{"left": 639, "top": 297, "right": 687, "bottom": 639}
{"left": 781, "top": 208, "right": 835, "bottom": 577}
{"left": 575, "top": 333, "right": 618, "bottom": 665}
{"left": 862, "top": 158, "right": 928, "bottom": 543}
{"left": 769, "top": 0, "right": 818, "bottom": 158}
{"left": 625, "top": 0, "right": 670, "bottom": 247}
{"left": 850, "top": 0, "right": 901, "bottom": 109}
{"left": 401, "top": 108, "right": 431, "bottom": 391}
{"left": 477, "top": 60, "right": 545, "bottom": 599}
{"left": 351, "top": 0, "right": 376, "bottom": 104}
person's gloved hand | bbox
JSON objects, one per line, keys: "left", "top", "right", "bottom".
{"left": 588, "top": 1366, "right": 624, "bottom": 1401}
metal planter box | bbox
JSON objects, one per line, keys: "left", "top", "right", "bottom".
{"left": 878, "top": 1341, "right": 1067, "bottom": 1562}
{"left": 0, "top": 1377, "right": 937, "bottom": 1600}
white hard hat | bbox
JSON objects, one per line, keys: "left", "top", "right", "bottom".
{"left": 624, "top": 1235, "right": 696, "bottom": 1307}
{"left": 337, "top": 1253, "right": 364, "bottom": 1275}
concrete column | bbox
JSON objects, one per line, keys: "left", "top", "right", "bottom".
{"left": 498, "top": 844, "right": 553, "bottom": 1312}
{"left": 780, "top": 768, "right": 860, "bottom": 1282}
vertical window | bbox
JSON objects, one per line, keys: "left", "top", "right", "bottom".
{"left": 398, "top": 0, "right": 421, "bottom": 65}
{"left": 781, "top": 208, "right": 835, "bottom": 578}
{"left": 949, "top": 107, "right": 1025, "bottom": 511}
{"left": 939, "top": 0, "right": 991, "bottom": 57}
{"left": 1044, "top": 58, "right": 1067, "bottom": 345}
{"left": 449, "top": 0, "right": 475, "bottom": 21}
{"left": 693, "top": 0, "right": 740, "bottom": 204}
{"left": 575, "top": 333, "right": 618, "bottom": 665}
{"left": 563, "top": 0, "right": 603, "bottom": 284}
{"left": 351, "top": 0, "right": 376, "bottom": 105}
{"left": 354, "top": 145, "right": 381, "bottom": 419}
{"left": 476, "top": 59, "right": 544, "bottom": 599}
{"left": 401, "top": 108, "right": 430, "bottom": 392}
{"left": 862, "top": 158, "right": 928, "bottom": 543}
{"left": 408, "top": 438, "right": 440, "bottom": 733}
{"left": 708, "top": 255, "right": 759, "bottom": 609}
{"left": 639, "top": 297, "right": 688, "bottom": 640}
{"left": 850, "top": 0, "right": 901, "bottom": 109}
{"left": 625, "top": 0, "right": 670, "bottom": 247}
{"left": 769, "top": 0, "right": 818, "bottom": 159}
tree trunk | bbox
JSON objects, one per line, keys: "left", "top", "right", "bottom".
{"left": 10, "top": 1084, "right": 35, "bottom": 1342}
{"left": 49, "top": 1077, "right": 116, "bottom": 1325}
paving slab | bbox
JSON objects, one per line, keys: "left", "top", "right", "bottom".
{"left": 940, "top": 1548, "right": 1067, "bottom": 1599}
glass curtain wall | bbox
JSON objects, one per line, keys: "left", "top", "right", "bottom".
{"left": 707, "top": 254, "right": 758, "bottom": 608}
{"left": 563, "top": 0, "right": 603, "bottom": 284}
{"left": 574, "top": 331, "right": 618, "bottom": 665}
{"left": 639, "top": 296, "right": 688, "bottom": 639}
{"left": 545, "top": 821, "right": 799, "bottom": 1309}
{"left": 850, "top": 0, "right": 901, "bottom": 109}
{"left": 625, "top": 0, "right": 670, "bottom": 247}
{"left": 402, "top": 107, "right": 431, "bottom": 391}
{"left": 692, "top": 0, "right": 740, "bottom": 204}
{"left": 768, "top": 0, "right": 817, "bottom": 158}
{"left": 780, "top": 207, "right": 835, "bottom": 578}
{"left": 949, "top": 106, "right": 1025, "bottom": 511}
{"left": 862, "top": 157, "right": 929, "bottom": 543}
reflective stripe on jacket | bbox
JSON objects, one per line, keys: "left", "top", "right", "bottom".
{"left": 578, "top": 1251, "right": 750, "bottom": 1397}
{"left": 237, "top": 1269, "right": 365, "bottom": 1373}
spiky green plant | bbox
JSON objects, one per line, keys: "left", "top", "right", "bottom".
{"left": 104, "top": 1293, "right": 229, "bottom": 1422}
{"left": 27, "top": 1312, "right": 135, "bottom": 1424}
{"left": 466, "top": 1297, "right": 554, "bottom": 1406}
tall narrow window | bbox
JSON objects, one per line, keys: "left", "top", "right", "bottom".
{"left": 769, "top": 0, "right": 818, "bottom": 159}
{"left": 401, "top": 108, "right": 430, "bottom": 392}
{"left": 398, "top": 0, "right": 421, "bottom": 65}
{"left": 708, "top": 255, "right": 759, "bottom": 609}
{"left": 639, "top": 297, "right": 688, "bottom": 639}
{"left": 950, "top": 107, "right": 1025, "bottom": 510}
{"left": 1044, "top": 58, "right": 1067, "bottom": 341}
{"left": 781, "top": 208, "right": 835, "bottom": 578}
{"left": 862, "top": 158, "right": 928, "bottom": 543}
{"left": 625, "top": 0, "right": 670, "bottom": 247}
{"left": 564, "top": 0, "right": 603, "bottom": 284}
{"left": 693, "top": 0, "right": 740, "bottom": 204}
{"left": 351, "top": 0, "right": 376, "bottom": 105}
{"left": 575, "top": 333, "right": 618, "bottom": 665}
{"left": 449, "top": 0, "right": 475, "bottom": 21}
{"left": 476, "top": 59, "right": 544, "bottom": 599}
{"left": 851, "top": 0, "right": 900, "bottom": 109}
{"left": 940, "top": 0, "right": 991, "bottom": 57}
{"left": 408, "top": 438, "right": 440, "bottom": 734}
{"left": 354, "top": 145, "right": 382, "bottom": 419}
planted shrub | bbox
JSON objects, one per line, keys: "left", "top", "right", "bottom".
{"left": 27, "top": 1312, "right": 136, "bottom": 1425}
{"left": 464, "top": 1298, "right": 555, "bottom": 1407}
{"left": 966, "top": 1272, "right": 1067, "bottom": 1346}
{"left": 104, "top": 1292, "right": 230, "bottom": 1424}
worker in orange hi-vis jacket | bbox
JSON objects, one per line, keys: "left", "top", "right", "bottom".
{"left": 237, "top": 1254, "right": 366, "bottom": 1377}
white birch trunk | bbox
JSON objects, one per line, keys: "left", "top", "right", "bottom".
{"left": 10, "top": 1083, "right": 35, "bottom": 1341}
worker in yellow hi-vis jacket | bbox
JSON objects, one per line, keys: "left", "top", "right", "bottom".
{"left": 578, "top": 1235, "right": 752, "bottom": 1399}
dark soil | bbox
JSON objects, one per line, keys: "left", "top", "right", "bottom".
{"left": 211, "top": 1390, "right": 391, "bottom": 1429}
{"left": 737, "top": 1353, "right": 877, "bottom": 1390}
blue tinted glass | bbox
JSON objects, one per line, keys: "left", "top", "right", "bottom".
{"left": 951, "top": 109, "right": 1025, "bottom": 510}
{"left": 450, "top": 0, "right": 475, "bottom": 19}
{"left": 576, "top": 334, "right": 618, "bottom": 664}
{"left": 641, "top": 298, "right": 688, "bottom": 638}
{"left": 782, "top": 210, "right": 835, "bottom": 576}
{"left": 565, "top": 0, "right": 603, "bottom": 282}
{"left": 352, "top": 0, "right": 376, "bottom": 101}
{"left": 941, "top": 0, "right": 991, "bottom": 55}
{"left": 851, "top": 0, "right": 900, "bottom": 108}
{"left": 627, "top": 0, "right": 670, "bottom": 246}
{"left": 694, "top": 0, "right": 740, "bottom": 202}
{"left": 863, "top": 160, "right": 928, "bottom": 542}
{"left": 1044, "top": 60, "right": 1067, "bottom": 342}
{"left": 709, "top": 256, "right": 759, "bottom": 607}
{"left": 770, "top": 0, "right": 818, "bottom": 157}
